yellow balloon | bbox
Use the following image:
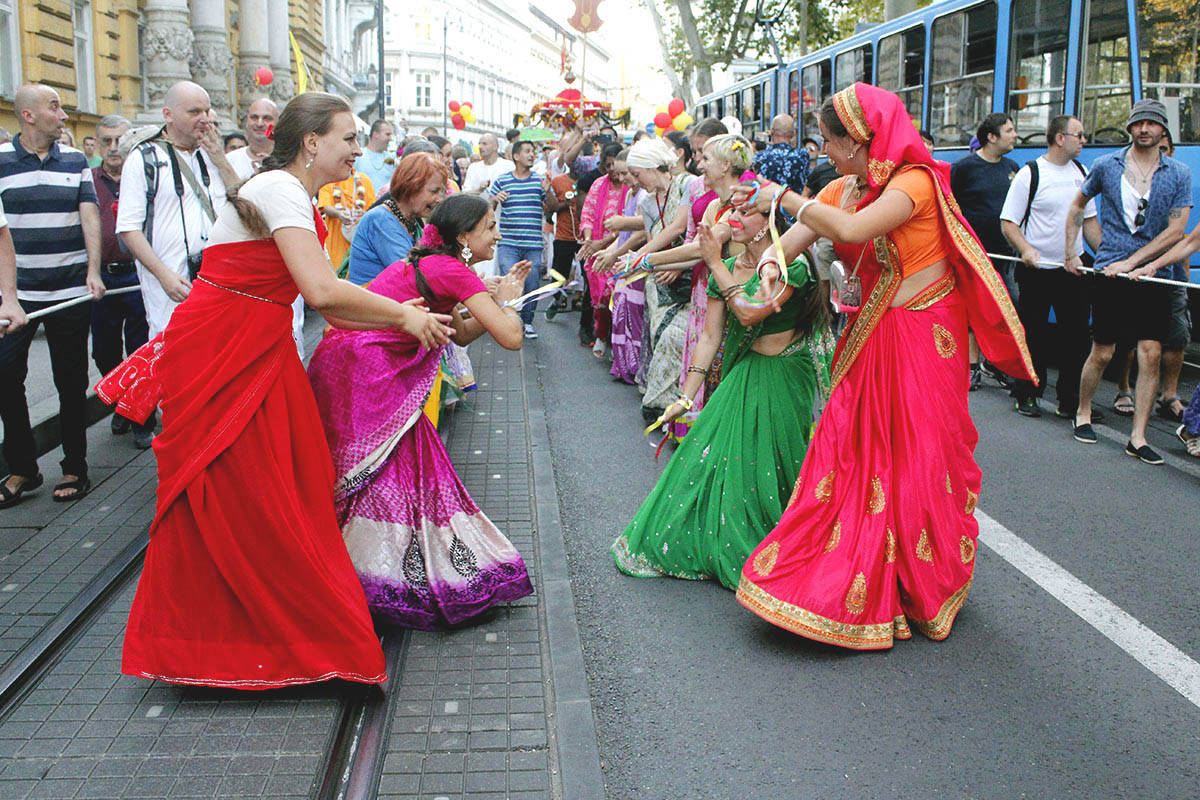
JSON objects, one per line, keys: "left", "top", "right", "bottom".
{"left": 463, "top": 110, "right": 477, "bottom": 124}
{"left": 675, "top": 112, "right": 694, "bottom": 129}
{"left": 655, "top": 104, "right": 668, "bottom": 115}
{"left": 655, "top": 127, "right": 665, "bottom": 137}
{"left": 671, "top": 116, "right": 688, "bottom": 131}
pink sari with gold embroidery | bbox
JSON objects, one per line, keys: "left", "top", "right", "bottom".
{"left": 736, "top": 83, "right": 1034, "bottom": 650}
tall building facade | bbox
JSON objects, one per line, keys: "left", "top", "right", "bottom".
{"left": 0, "top": 0, "right": 335, "bottom": 137}
{"left": 382, "top": 0, "right": 614, "bottom": 141}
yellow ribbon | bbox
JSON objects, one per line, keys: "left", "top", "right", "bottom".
{"left": 503, "top": 269, "right": 566, "bottom": 309}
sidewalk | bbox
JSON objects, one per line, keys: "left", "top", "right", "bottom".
{"left": 0, "top": 334, "right": 606, "bottom": 800}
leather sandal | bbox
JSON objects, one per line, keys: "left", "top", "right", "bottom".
{"left": 0, "top": 473, "right": 44, "bottom": 510}
{"left": 1112, "top": 391, "right": 1134, "bottom": 417}
{"left": 52, "top": 475, "right": 92, "bottom": 503}
{"left": 1156, "top": 395, "right": 1185, "bottom": 422}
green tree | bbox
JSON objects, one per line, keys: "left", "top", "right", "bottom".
{"left": 643, "top": 0, "right": 885, "bottom": 103}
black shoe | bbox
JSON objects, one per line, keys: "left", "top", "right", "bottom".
{"left": 545, "top": 300, "right": 561, "bottom": 321}
{"left": 1015, "top": 397, "right": 1041, "bottom": 417}
{"left": 982, "top": 360, "right": 1012, "bottom": 389}
{"left": 1073, "top": 423, "right": 1097, "bottom": 444}
{"left": 969, "top": 364, "right": 982, "bottom": 392}
{"left": 133, "top": 429, "right": 155, "bottom": 450}
{"left": 1124, "top": 441, "right": 1163, "bottom": 465}
{"left": 111, "top": 414, "right": 131, "bottom": 435}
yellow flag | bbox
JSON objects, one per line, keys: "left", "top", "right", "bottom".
{"left": 289, "top": 31, "right": 309, "bottom": 95}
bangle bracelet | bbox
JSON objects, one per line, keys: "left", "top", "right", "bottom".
{"left": 796, "top": 198, "right": 818, "bottom": 223}
{"left": 686, "top": 365, "right": 707, "bottom": 376}
{"left": 674, "top": 394, "right": 694, "bottom": 410}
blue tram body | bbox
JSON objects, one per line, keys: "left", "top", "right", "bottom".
{"left": 694, "top": 0, "right": 1200, "bottom": 282}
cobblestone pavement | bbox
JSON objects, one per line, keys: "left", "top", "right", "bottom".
{"left": 0, "top": 333, "right": 599, "bottom": 799}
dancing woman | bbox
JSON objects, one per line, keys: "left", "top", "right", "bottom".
{"left": 613, "top": 201, "right": 827, "bottom": 588}
{"left": 108, "top": 93, "right": 454, "bottom": 687}
{"left": 734, "top": 84, "right": 1033, "bottom": 649}
{"left": 308, "top": 194, "right": 534, "bottom": 629}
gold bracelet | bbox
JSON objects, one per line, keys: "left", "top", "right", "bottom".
{"left": 686, "top": 365, "right": 707, "bottom": 376}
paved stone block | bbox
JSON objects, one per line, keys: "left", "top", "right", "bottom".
{"left": 263, "top": 772, "right": 314, "bottom": 795}
{"left": 377, "top": 771, "right": 420, "bottom": 793}
{"left": 215, "top": 773, "right": 268, "bottom": 796}
{"left": 28, "top": 777, "right": 84, "bottom": 798}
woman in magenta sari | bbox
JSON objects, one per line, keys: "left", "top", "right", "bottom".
{"left": 734, "top": 84, "right": 1035, "bottom": 650}
{"left": 576, "top": 147, "right": 630, "bottom": 357}
{"left": 308, "top": 194, "right": 534, "bottom": 629}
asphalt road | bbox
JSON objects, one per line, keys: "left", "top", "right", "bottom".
{"left": 531, "top": 312, "right": 1200, "bottom": 800}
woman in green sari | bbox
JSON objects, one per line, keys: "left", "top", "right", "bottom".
{"left": 612, "top": 199, "right": 831, "bottom": 589}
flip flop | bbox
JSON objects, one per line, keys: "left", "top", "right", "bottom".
{"left": 1112, "top": 392, "right": 1134, "bottom": 417}
{"left": 0, "top": 473, "right": 44, "bottom": 510}
{"left": 51, "top": 476, "right": 92, "bottom": 503}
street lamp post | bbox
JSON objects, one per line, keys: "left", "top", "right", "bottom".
{"left": 442, "top": 14, "right": 448, "bottom": 137}
{"left": 377, "top": 0, "right": 386, "bottom": 122}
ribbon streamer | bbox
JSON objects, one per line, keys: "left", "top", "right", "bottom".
{"left": 502, "top": 269, "right": 567, "bottom": 309}
{"left": 734, "top": 186, "right": 790, "bottom": 307}
{"left": 0, "top": 285, "right": 142, "bottom": 327}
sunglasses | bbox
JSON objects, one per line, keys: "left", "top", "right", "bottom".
{"left": 1135, "top": 197, "right": 1147, "bottom": 228}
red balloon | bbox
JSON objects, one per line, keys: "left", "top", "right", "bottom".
{"left": 254, "top": 67, "right": 274, "bottom": 87}
{"left": 451, "top": 112, "right": 466, "bottom": 130}
{"left": 461, "top": 101, "right": 472, "bottom": 109}
{"left": 448, "top": 100, "right": 461, "bottom": 112}
{"left": 654, "top": 112, "right": 672, "bottom": 129}
{"left": 667, "top": 97, "right": 685, "bottom": 117}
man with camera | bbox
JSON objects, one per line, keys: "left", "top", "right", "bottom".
{"left": 115, "top": 80, "right": 233, "bottom": 338}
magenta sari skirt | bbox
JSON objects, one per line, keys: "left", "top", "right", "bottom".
{"left": 736, "top": 288, "right": 980, "bottom": 649}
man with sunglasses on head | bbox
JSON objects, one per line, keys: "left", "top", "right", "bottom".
{"left": 1064, "top": 98, "right": 1192, "bottom": 465}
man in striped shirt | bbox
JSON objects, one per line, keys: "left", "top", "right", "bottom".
{"left": 489, "top": 140, "right": 546, "bottom": 337}
{"left": 0, "top": 84, "right": 103, "bottom": 507}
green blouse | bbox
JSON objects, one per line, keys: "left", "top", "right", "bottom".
{"left": 706, "top": 254, "right": 815, "bottom": 336}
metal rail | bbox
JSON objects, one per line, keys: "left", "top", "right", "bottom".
{"left": 986, "top": 252, "right": 1199, "bottom": 290}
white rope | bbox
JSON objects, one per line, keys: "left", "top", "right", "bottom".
{"left": 0, "top": 285, "right": 143, "bottom": 327}
{"left": 986, "top": 252, "right": 1197, "bottom": 290}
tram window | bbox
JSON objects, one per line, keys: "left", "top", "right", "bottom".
{"left": 788, "top": 70, "right": 800, "bottom": 119}
{"left": 835, "top": 44, "right": 874, "bottom": 91}
{"left": 878, "top": 27, "right": 925, "bottom": 124}
{"left": 1080, "top": 0, "right": 1133, "bottom": 144}
{"left": 930, "top": 2, "right": 996, "bottom": 146}
{"left": 800, "top": 59, "right": 832, "bottom": 139}
{"left": 1137, "top": 0, "right": 1200, "bottom": 144}
{"left": 1007, "top": 0, "right": 1068, "bottom": 143}
{"left": 714, "top": 97, "right": 725, "bottom": 118}
{"left": 743, "top": 84, "right": 760, "bottom": 127}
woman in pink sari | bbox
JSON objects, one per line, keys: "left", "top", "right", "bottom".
{"left": 308, "top": 193, "right": 534, "bottom": 629}
{"left": 734, "top": 84, "right": 1034, "bottom": 650}
{"left": 576, "top": 148, "right": 630, "bottom": 357}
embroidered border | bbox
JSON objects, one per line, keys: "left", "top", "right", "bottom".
{"left": 903, "top": 272, "right": 956, "bottom": 311}
{"left": 736, "top": 576, "right": 897, "bottom": 650}
{"left": 832, "top": 85, "right": 872, "bottom": 144}
{"left": 908, "top": 578, "right": 973, "bottom": 640}
{"left": 830, "top": 236, "right": 902, "bottom": 388}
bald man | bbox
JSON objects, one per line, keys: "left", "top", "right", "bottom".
{"left": 226, "top": 97, "right": 278, "bottom": 181}
{"left": 463, "top": 133, "right": 514, "bottom": 195}
{"left": 0, "top": 83, "right": 103, "bottom": 504}
{"left": 115, "top": 80, "right": 231, "bottom": 341}
{"left": 753, "top": 113, "right": 810, "bottom": 194}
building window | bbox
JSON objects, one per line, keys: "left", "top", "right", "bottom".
{"left": 385, "top": 72, "right": 393, "bottom": 108}
{"left": 414, "top": 72, "right": 432, "bottom": 108}
{"left": 0, "top": 0, "right": 19, "bottom": 98}
{"left": 73, "top": 0, "right": 95, "bottom": 113}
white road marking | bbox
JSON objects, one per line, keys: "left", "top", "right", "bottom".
{"left": 977, "top": 510, "right": 1200, "bottom": 709}
{"left": 1093, "top": 422, "right": 1200, "bottom": 479}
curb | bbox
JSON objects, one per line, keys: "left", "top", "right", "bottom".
{"left": 521, "top": 344, "right": 607, "bottom": 800}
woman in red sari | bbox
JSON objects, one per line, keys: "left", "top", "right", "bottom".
{"left": 734, "top": 83, "right": 1034, "bottom": 650}
{"left": 101, "top": 93, "right": 454, "bottom": 688}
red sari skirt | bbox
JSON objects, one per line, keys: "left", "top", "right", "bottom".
{"left": 736, "top": 287, "right": 980, "bottom": 650}
{"left": 119, "top": 238, "right": 386, "bottom": 688}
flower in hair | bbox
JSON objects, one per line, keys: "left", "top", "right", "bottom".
{"left": 730, "top": 140, "right": 746, "bottom": 152}
{"left": 265, "top": 124, "right": 274, "bottom": 141}
{"left": 419, "top": 223, "right": 444, "bottom": 248}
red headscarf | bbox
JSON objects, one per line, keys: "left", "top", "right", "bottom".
{"left": 832, "top": 82, "right": 1035, "bottom": 382}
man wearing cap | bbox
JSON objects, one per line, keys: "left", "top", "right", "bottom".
{"left": 1064, "top": 98, "right": 1192, "bottom": 465}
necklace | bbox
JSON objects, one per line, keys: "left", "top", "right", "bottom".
{"left": 1127, "top": 150, "right": 1157, "bottom": 189}
{"left": 384, "top": 197, "right": 423, "bottom": 242}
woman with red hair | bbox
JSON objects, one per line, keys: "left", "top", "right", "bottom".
{"left": 348, "top": 152, "right": 448, "bottom": 285}
{"left": 734, "top": 83, "right": 1034, "bottom": 650}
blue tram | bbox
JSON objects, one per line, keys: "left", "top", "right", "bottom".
{"left": 693, "top": 0, "right": 1200, "bottom": 276}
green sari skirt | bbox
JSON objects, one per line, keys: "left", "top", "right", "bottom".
{"left": 613, "top": 336, "right": 822, "bottom": 589}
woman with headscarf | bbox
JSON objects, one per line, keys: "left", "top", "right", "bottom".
{"left": 623, "top": 137, "right": 696, "bottom": 420}
{"left": 734, "top": 84, "right": 1034, "bottom": 650}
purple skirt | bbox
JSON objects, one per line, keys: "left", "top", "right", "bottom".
{"left": 610, "top": 277, "right": 645, "bottom": 384}
{"left": 338, "top": 414, "right": 533, "bottom": 630}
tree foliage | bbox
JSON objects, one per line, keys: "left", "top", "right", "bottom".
{"left": 643, "top": 0, "right": 886, "bottom": 102}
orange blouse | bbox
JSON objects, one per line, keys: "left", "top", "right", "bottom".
{"left": 815, "top": 168, "right": 950, "bottom": 278}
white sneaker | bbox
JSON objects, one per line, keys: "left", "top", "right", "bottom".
{"left": 523, "top": 324, "right": 538, "bottom": 339}
{"left": 592, "top": 340, "right": 607, "bottom": 358}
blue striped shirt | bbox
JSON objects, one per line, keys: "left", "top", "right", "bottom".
{"left": 489, "top": 172, "right": 545, "bottom": 248}
{"left": 0, "top": 134, "right": 97, "bottom": 301}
